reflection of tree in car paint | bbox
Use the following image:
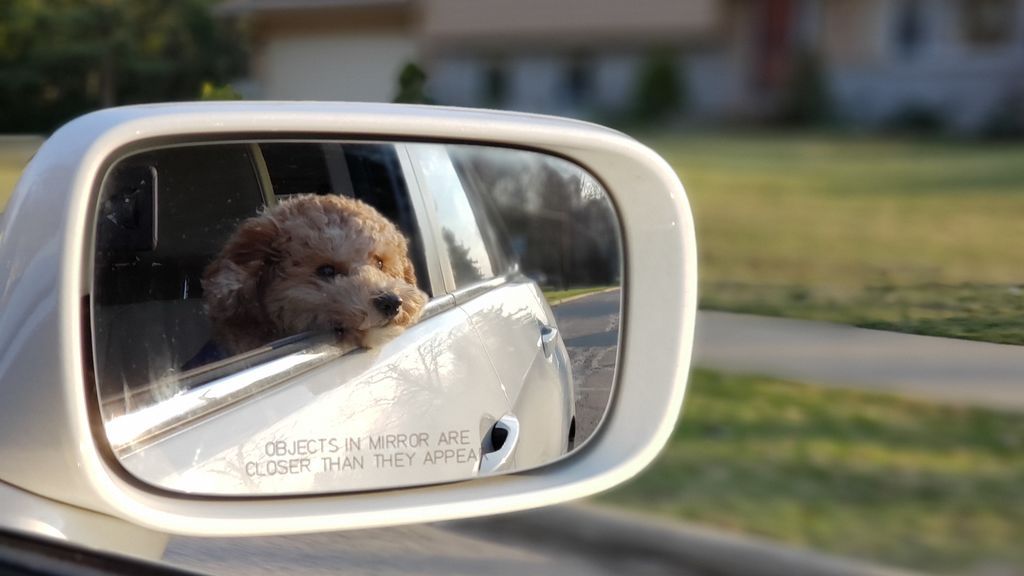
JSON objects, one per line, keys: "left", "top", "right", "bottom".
{"left": 443, "top": 228, "right": 483, "bottom": 284}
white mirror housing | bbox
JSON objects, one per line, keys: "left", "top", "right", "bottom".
{"left": 0, "top": 102, "right": 697, "bottom": 537}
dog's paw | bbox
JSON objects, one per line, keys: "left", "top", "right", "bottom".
{"left": 359, "top": 325, "right": 406, "bottom": 349}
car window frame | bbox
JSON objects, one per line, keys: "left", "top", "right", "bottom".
{"left": 402, "top": 142, "right": 517, "bottom": 304}
{"left": 394, "top": 143, "right": 448, "bottom": 299}
{"left": 445, "top": 145, "right": 518, "bottom": 276}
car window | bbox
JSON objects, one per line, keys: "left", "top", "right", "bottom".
{"left": 406, "top": 143, "right": 497, "bottom": 288}
{"left": 444, "top": 144, "right": 617, "bottom": 290}
{"left": 447, "top": 146, "right": 516, "bottom": 275}
{"left": 93, "top": 144, "right": 267, "bottom": 405}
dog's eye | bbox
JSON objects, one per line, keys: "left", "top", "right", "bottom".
{"left": 315, "top": 265, "right": 337, "bottom": 278}
{"left": 374, "top": 256, "right": 384, "bottom": 270}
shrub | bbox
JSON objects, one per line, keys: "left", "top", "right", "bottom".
{"left": 393, "top": 62, "right": 433, "bottom": 105}
{"left": 885, "top": 104, "right": 946, "bottom": 134}
{"left": 632, "top": 49, "right": 687, "bottom": 124}
{"left": 778, "top": 49, "right": 831, "bottom": 126}
{"left": 979, "top": 92, "right": 1024, "bottom": 140}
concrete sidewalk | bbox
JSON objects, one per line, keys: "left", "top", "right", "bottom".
{"left": 694, "top": 310, "right": 1024, "bottom": 410}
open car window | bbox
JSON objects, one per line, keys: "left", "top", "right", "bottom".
{"left": 92, "top": 141, "right": 430, "bottom": 423}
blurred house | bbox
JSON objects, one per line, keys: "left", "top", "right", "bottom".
{"left": 222, "top": 0, "right": 1024, "bottom": 130}
{"left": 781, "top": 0, "right": 1024, "bottom": 130}
{"left": 220, "top": 0, "right": 419, "bottom": 104}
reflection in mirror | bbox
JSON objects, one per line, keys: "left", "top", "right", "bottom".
{"left": 91, "top": 140, "right": 621, "bottom": 496}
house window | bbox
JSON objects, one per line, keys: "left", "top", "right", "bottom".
{"left": 961, "top": 0, "right": 1016, "bottom": 46}
{"left": 894, "top": 0, "right": 926, "bottom": 57}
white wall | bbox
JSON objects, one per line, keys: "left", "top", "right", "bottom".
{"left": 507, "top": 56, "right": 565, "bottom": 115}
{"left": 431, "top": 52, "right": 690, "bottom": 119}
{"left": 430, "top": 55, "right": 572, "bottom": 116}
{"left": 687, "top": 51, "right": 746, "bottom": 118}
{"left": 258, "top": 33, "right": 417, "bottom": 102}
{"left": 429, "top": 57, "right": 482, "bottom": 107}
{"left": 591, "top": 53, "right": 641, "bottom": 113}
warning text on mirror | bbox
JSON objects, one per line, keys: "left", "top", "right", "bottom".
{"left": 244, "top": 430, "right": 478, "bottom": 478}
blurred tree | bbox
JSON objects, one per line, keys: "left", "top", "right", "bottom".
{"left": 392, "top": 62, "right": 432, "bottom": 104}
{"left": 0, "top": 0, "right": 245, "bottom": 132}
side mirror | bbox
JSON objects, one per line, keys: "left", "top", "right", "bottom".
{"left": 0, "top": 103, "right": 696, "bottom": 539}
{"left": 95, "top": 139, "right": 619, "bottom": 495}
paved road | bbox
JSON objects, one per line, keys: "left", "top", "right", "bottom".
{"left": 165, "top": 520, "right": 704, "bottom": 576}
{"left": 166, "top": 525, "right": 599, "bottom": 576}
{"left": 553, "top": 288, "right": 1024, "bottom": 410}
{"left": 551, "top": 289, "right": 620, "bottom": 446}
{"left": 695, "top": 310, "right": 1024, "bottom": 410}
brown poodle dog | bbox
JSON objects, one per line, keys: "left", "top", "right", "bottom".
{"left": 202, "top": 194, "right": 428, "bottom": 355}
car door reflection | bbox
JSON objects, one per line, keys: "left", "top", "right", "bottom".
{"left": 119, "top": 305, "right": 510, "bottom": 495}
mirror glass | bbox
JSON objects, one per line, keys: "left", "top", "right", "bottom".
{"left": 90, "top": 140, "right": 622, "bottom": 495}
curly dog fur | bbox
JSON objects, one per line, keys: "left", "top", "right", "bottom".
{"left": 203, "top": 194, "right": 428, "bottom": 355}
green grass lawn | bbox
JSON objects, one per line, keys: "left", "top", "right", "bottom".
{"left": 0, "top": 137, "right": 43, "bottom": 209}
{"left": 0, "top": 164, "right": 21, "bottom": 205}
{"left": 602, "top": 369, "right": 1024, "bottom": 574}
{"left": 644, "top": 132, "right": 1024, "bottom": 343}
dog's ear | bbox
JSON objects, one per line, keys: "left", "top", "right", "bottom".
{"left": 202, "top": 215, "right": 281, "bottom": 336}
{"left": 402, "top": 257, "right": 419, "bottom": 288}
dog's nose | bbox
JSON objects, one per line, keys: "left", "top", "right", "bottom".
{"left": 373, "top": 293, "right": 403, "bottom": 318}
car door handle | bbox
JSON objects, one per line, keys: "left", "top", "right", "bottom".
{"left": 478, "top": 415, "right": 520, "bottom": 475}
{"left": 540, "top": 324, "right": 558, "bottom": 359}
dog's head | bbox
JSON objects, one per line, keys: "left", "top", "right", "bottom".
{"left": 203, "top": 194, "right": 428, "bottom": 353}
